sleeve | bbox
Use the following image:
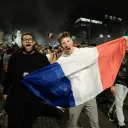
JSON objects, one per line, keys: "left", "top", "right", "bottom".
{"left": 44, "top": 55, "right": 50, "bottom": 65}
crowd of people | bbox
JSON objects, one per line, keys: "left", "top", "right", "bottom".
{"left": 0, "top": 32, "right": 127, "bottom": 128}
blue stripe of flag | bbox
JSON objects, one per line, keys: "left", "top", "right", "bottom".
{"left": 22, "top": 62, "right": 75, "bottom": 107}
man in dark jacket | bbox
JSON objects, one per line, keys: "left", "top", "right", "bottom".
{"left": 108, "top": 53, "right": 128, "bottom": 128}
{"left": 3, "top": 33, "right": 50, "bottom": 128}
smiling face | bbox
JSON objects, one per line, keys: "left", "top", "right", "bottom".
{"left": 22, "top": 35, "right": 35, "bottom": 52}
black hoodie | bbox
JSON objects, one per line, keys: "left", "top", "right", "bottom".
{"left": 3, "top": 49, "right": 50, "bottom": 102}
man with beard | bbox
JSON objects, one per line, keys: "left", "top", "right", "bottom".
{"left": 3, "top": 33, "right": 50, "bottom": 128}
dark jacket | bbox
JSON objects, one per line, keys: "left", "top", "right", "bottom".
{"left": 115, "top": 53, "right": 128, "bottom": 87}
{"left": 4, "top": 49, "right": 50, "bottom": 103}
{"left": 4, "top": 49, "right": 66, "bottom": 121}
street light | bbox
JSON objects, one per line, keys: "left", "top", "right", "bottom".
{"left": 107, "top": 35, "right": 110, "bottom": 38}
{"left": 100, "top": 34, "right": 103, "bottom": 38}
{"left": 17, "top": 30, "right": 20, "bottom": 33}
{"left": 99, "top": 34, "right": 111, "bottom": 42}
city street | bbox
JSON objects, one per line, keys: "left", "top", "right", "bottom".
{"left": 79, "top": 89, "right": 128, "bottom": 128}
{"left": 0, "top": 0, "right": 128, "bottom": 127}
{"left": 0, "top": 86, "right": 127, "bottom": 128}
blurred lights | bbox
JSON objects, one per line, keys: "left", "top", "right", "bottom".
{"left": 72, "top": 36, "right": 76, "bottom": 39}
{"left": 105, "top": 15, "right": 108, "bottom": 19}
{"left": 100, "top": 34, "right": 103, "bottom": 38}
{"left": 118, "top": 18, "right": 122, "bottom": 21}
{"left": 107, "top": 35, "right": 110, "bottom": 38}
{"left": 17, "top": 30, "right": 21, "bottom": 33}
{"left": 110, "top": 16, "right": 112, "bottom": 20}
{"left": 100, "top": 34, "right": 111, "bottom": 38}
{"left": 105, "top": 15, "right": 122, "bottom": 21}
{"left": 75, "top": 17, "right": 102, "bottom": 24}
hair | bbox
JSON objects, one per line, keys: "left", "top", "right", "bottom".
{"left": 21, "top": 33, "right": 35, "bottom": 41}
{"left": 81, "top": 42, "right": 86, "bottom": 45}
{"left": 58, "top": 31, "right": 71, "bottom": 44}
{"left": 54, "top": 46, "right": 59, "bottom": 50}
{"left": 48, "top": 46, "right": 54, "bottom": 53}
{"left": 87, "top": 43, "right": 97, "bottom": 47}
{"left": 49, "top": 46, "right": 53, "bottom": 50}
{"left": 35, "top": 43, "right": 38, "bottom": 46}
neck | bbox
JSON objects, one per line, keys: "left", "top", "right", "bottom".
{"left": 22, "top": 46, "right": 36, "bottom": 54}
{"left": 23, "top": 49, "right": 35, "bottom": 54}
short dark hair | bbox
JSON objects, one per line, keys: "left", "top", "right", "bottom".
{"left": 54, "top": 46, "right": 59, "bottom": 49}
{"left": 21, "top": 33, "right": 35, "bottom": 41}
{"left": 58, "top": 31, "right": 71, "bottom": 44}
{"left": 49, "top": 46, "right": 53, "bottom": 50}
{"left": 81, "top": 42, "right": 86, "bottom": 45}
{"left": 35, "top": 43, "right": 38, "bottom": 46}
{"left": 87, "top": 43, "right": 97, "bottom": 47}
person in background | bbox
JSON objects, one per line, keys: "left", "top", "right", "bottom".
{"left": 81, "top": 42, "right": 86, "bottom": 48}
{"left": 108, "top": 51, "right": 128, "bottom": 128}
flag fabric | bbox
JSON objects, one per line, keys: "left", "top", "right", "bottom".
{"left": 22, "top": 37, "right": 126, "bottom": 107}
{"left": 48, "top": 29, "right": 55, "bottom": 39}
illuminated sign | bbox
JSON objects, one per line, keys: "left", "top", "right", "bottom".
{"left": 75, "top": 18, "right": 103, "bottom": 24}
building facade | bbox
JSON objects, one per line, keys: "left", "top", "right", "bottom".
{"left": 65, "top": 5, "right": 125, "bottom": 45}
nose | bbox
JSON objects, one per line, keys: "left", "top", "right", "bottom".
{"left": 26, "top": 39, "right": 29, "bottom": 43}
{"left": 65, "top": 42, "right": 69, "bottom": 47}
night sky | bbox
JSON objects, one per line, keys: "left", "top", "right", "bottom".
{"left": 0, "top": 0, "right": 127, "bottom": 34}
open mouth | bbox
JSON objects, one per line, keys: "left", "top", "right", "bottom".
{"left": 66, "top": 47, "right": 71, "bottom": 52}
{"left": 26, "top": 44, "right": 31, "bottom": 50}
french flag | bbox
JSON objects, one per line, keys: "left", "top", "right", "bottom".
{"left": 22, "top": 37, "right": 126, "bottom": 107}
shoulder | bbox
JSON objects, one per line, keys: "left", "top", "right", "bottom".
{"left": 10, "top": 49, "right": 22, "bottom": 59}
{"left": 35, "top": 51, "right": 47, "bottom": 58}
{"left": 35, "top": 51, "right": 50, "bottom": 64}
